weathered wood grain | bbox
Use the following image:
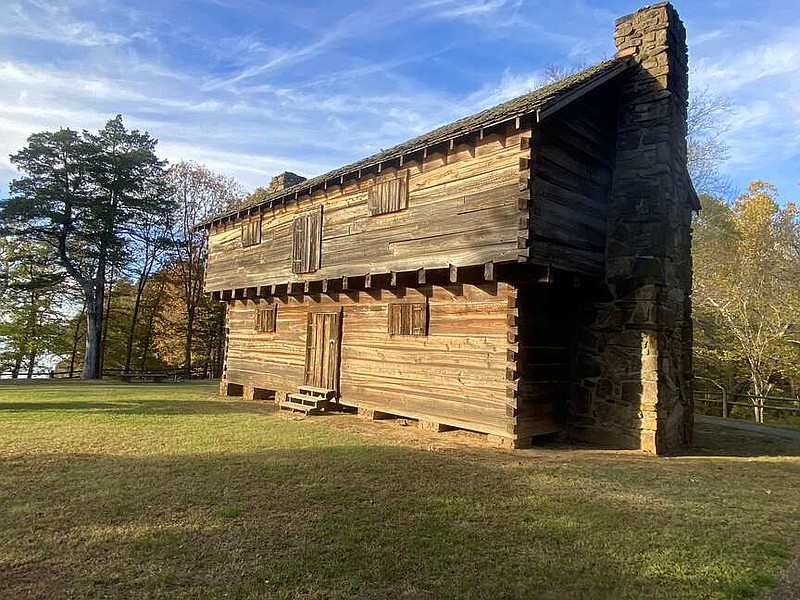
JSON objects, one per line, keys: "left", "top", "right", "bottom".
{"left": 223, "top": 283, "right": 520, "bottom": 439}
{"left": 205, "top": 123, "right": 530, "bottom": 293}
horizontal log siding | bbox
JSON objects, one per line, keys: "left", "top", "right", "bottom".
{"left": 528, "top": 85, "right": 618, "bottom": 275}
{"left": 224, "top": 282, "right": 518, "bottom": 439}
{"left": 205, "top": 124, "right": 529, "bottom": 293}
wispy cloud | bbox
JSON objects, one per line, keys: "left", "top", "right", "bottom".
{"left": 5, "top": 0, "right": 128, "bottom": 46}
{"left": 1, "top": 0, "right": 798, "bottom": 200}
{"left": 422, "top": 0, "right": 523, "bottom": 21}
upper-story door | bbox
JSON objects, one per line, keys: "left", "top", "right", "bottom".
{"left": 304, "top": 307, "right": 342, "bottom": 392}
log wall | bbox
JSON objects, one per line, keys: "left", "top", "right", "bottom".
{"left": 205, "top": 123, "right": 530, "bottom": 293}
{"left": 224, "top": 282, "right": 518, "bottom": 439}
{"left": 528, "top": 85, "right": 618, "bottom": 275}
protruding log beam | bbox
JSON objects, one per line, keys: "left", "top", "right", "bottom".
{"left": 390, "top": 271, "right": 397, "bottom": 287}
{"left": 417, "top": 268, "right": 426, "bottom": 285}
{"left": 484, "top": 261, "right": 495, "bottom": 281}
{"left": 364, "top": 273, "right": 372, "bottom": 289}
{"left": 342, "top": 276, "right": 349, "bottom": 291}
{"left": 449, "top": 264, "right": 458, "bottom": 283}
{"left": 321, "top": 279, "right": 329, "bottom": 293}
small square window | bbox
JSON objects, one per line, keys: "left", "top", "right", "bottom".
{"left": 255, "top": 304, "right": 277, "bottom": 333}
{"left": 388, "top": 301, "right": 428, "bottom": 336}
{"left": 368, "top": 173, "right": 408, "bottom": 215}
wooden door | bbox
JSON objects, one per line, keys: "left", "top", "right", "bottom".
{"left": 304, "top": 309, "right": 342, "bottom": 391}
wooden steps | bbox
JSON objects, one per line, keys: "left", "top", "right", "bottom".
{"left": 280, "top": 386, "right": 337, "bottom": 415}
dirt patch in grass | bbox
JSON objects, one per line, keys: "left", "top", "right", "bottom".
{"left": 1, "top": 381, "right": 798, "bottom": 599}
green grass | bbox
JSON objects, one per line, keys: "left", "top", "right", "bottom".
{"left": 1, "top": 381, "right": 798, "bottom": 599}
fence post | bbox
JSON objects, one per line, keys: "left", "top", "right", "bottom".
{"left": 721, "top": 387, "right": 727, "bottom": 418}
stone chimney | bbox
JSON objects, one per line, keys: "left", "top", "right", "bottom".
{"left": 571, "top": 3, "right": 694, "bottom": 454}
{"left": 268, "top": 171, "right": 307, "bottom": 193}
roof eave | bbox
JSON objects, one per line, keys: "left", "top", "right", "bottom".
{"left": 201, "top": 56, "right": 636, "bottom": 230}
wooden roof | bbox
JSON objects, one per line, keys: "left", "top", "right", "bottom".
{"left": 204, "top": 56, "right": 634, "bottom": 228}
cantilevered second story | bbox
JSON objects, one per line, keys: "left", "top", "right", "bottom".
{"left": 201, "top": 50, "right": 696, "bottom": 300}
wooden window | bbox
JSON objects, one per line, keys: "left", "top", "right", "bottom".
{"left": 368, "top": 173, "right": 408, "bottom": 215}
{"left": 388, "top": 301, "right": 428, "bottom": 336}
{"left": 254, "top": 304, "right": 277, "bottom": 333}
{"left": 292, "top": 207, "right": 322, "bottom": 274}
{"left": 241, "top": 217, "right": 261, "bottom": 247}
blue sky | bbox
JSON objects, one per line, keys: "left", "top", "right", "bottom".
{"left": 1, "top": 0, "right": 799, "bottom": 201}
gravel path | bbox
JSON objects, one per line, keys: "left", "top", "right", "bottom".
{"left": 695, "top": 415, "right": 800, "bottom": 443}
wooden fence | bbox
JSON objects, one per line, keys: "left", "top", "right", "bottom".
{"left": 0, "top": 367, "right": 190, "bottom": 381}
{"left": 694, "top": 388, "right": 800, "bottom": 424}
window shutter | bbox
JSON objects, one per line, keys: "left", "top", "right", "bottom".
{"left": 292, "top": 207, "right": 322, "bottom": 274}
{"left": 368, "top": 173, "right": 408, "bottom": 215}
{"left": 242, "top": 217, "right": 262, "bottom": 247}
{"left": 388, "top": 300, "right": 428, "bottom": 336}
{"left": 255, "top": 305, "right": 277, "bottom": 332}
{"left": 291, "top": 216, "right": 305, "bottom": 273}
{"left": 411, "top": 303, "right": 426, "bottom": 336}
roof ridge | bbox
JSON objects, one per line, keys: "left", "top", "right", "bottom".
{"left": 204, "top": 56, "right": 633, "bottom": 227}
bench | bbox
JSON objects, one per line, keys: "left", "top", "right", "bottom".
{"left": 119, "top": 372, "right": 172, "bottom": 383}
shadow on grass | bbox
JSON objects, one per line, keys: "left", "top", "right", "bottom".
{"left": 689, "top": 418, "right": 800, "bottom": 458}
{"left": 2, "top": 443, "right": 796, "bottom": 600}
{"left": 0, "top": 399, "right": 276, "bottom": 416}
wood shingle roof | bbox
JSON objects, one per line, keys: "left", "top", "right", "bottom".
{"left": 204, "top": 55, "right": 634, "bottom": 227}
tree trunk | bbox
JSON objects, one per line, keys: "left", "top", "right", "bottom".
{"left": 69, "top": 305, "right": 85, "bottom": 377}
{"left": 26, "top": 289, "right": 38, "bottom": 378}
{"left": 26, "top": 351, "right": 36, "bottom": 379}
{"left": 184, "top": 306, "right": 195, "bottom": 378}
{"left": 82, "top": 280, "right": 104, "bottom": 380}
{"left": 751, "top": 375, "right": 769, "bottom": 424}
{"left": 99, "top": 272, "right": 115, "bottom": 375}
{"left": 11, "top": 355, "right": 22, "bottom": 379}
{"left": 124, "top": 274, "right": 148, "bottom": 373}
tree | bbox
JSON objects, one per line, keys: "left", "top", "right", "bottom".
{"left": 0, "top": 116, "right": 171, "bottom": 379}
{"left": 539, "top": 64, "right": 731, "bottom": 196}
{"left": 687, "top": 88, "right": 731, "bottom": 196}
{"left": 693, "top": 182, "right": 800, "bottom": 422}
{"left": 167, "top": 162, "right": 241, "bottom": 375}
{"left": 122, "top": 204, "right": 173, "bottom": 372}
{"left": 0, "top": 238, "right": 70, "bottom": 377}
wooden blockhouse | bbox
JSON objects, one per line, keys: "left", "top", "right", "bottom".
{"left": 202, "top": 2, "right": 698, "bottom": 453}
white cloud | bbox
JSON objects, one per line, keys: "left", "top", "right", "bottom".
{"left": 691, "top": 29, "right": 800, "bottom": 93}
{"left": 423, "top": 0, "right": 522, "bottom": 21}
{"left": 4, "top": 0, "right": 128, "bottom": 46}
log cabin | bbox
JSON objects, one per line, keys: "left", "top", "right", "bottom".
{"left": 201, "top": 2, "right": 698, "bottom": 453}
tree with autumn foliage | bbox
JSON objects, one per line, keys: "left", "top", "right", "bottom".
{"left": 693, "top": 181, "right": 800, "bottom": 421}
{"left": 166, "top": 162, "right": 241, "bottom": 376}
{"left": 0, "top": 116, "right": 172, "bottom": 379}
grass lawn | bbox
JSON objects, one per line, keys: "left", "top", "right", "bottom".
{"left": 1, "top": 381, "right": 798, "bottom": 599}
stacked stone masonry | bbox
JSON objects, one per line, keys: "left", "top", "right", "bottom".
{"left": 570, "top": 2, "right": 694, "bottom": 453}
